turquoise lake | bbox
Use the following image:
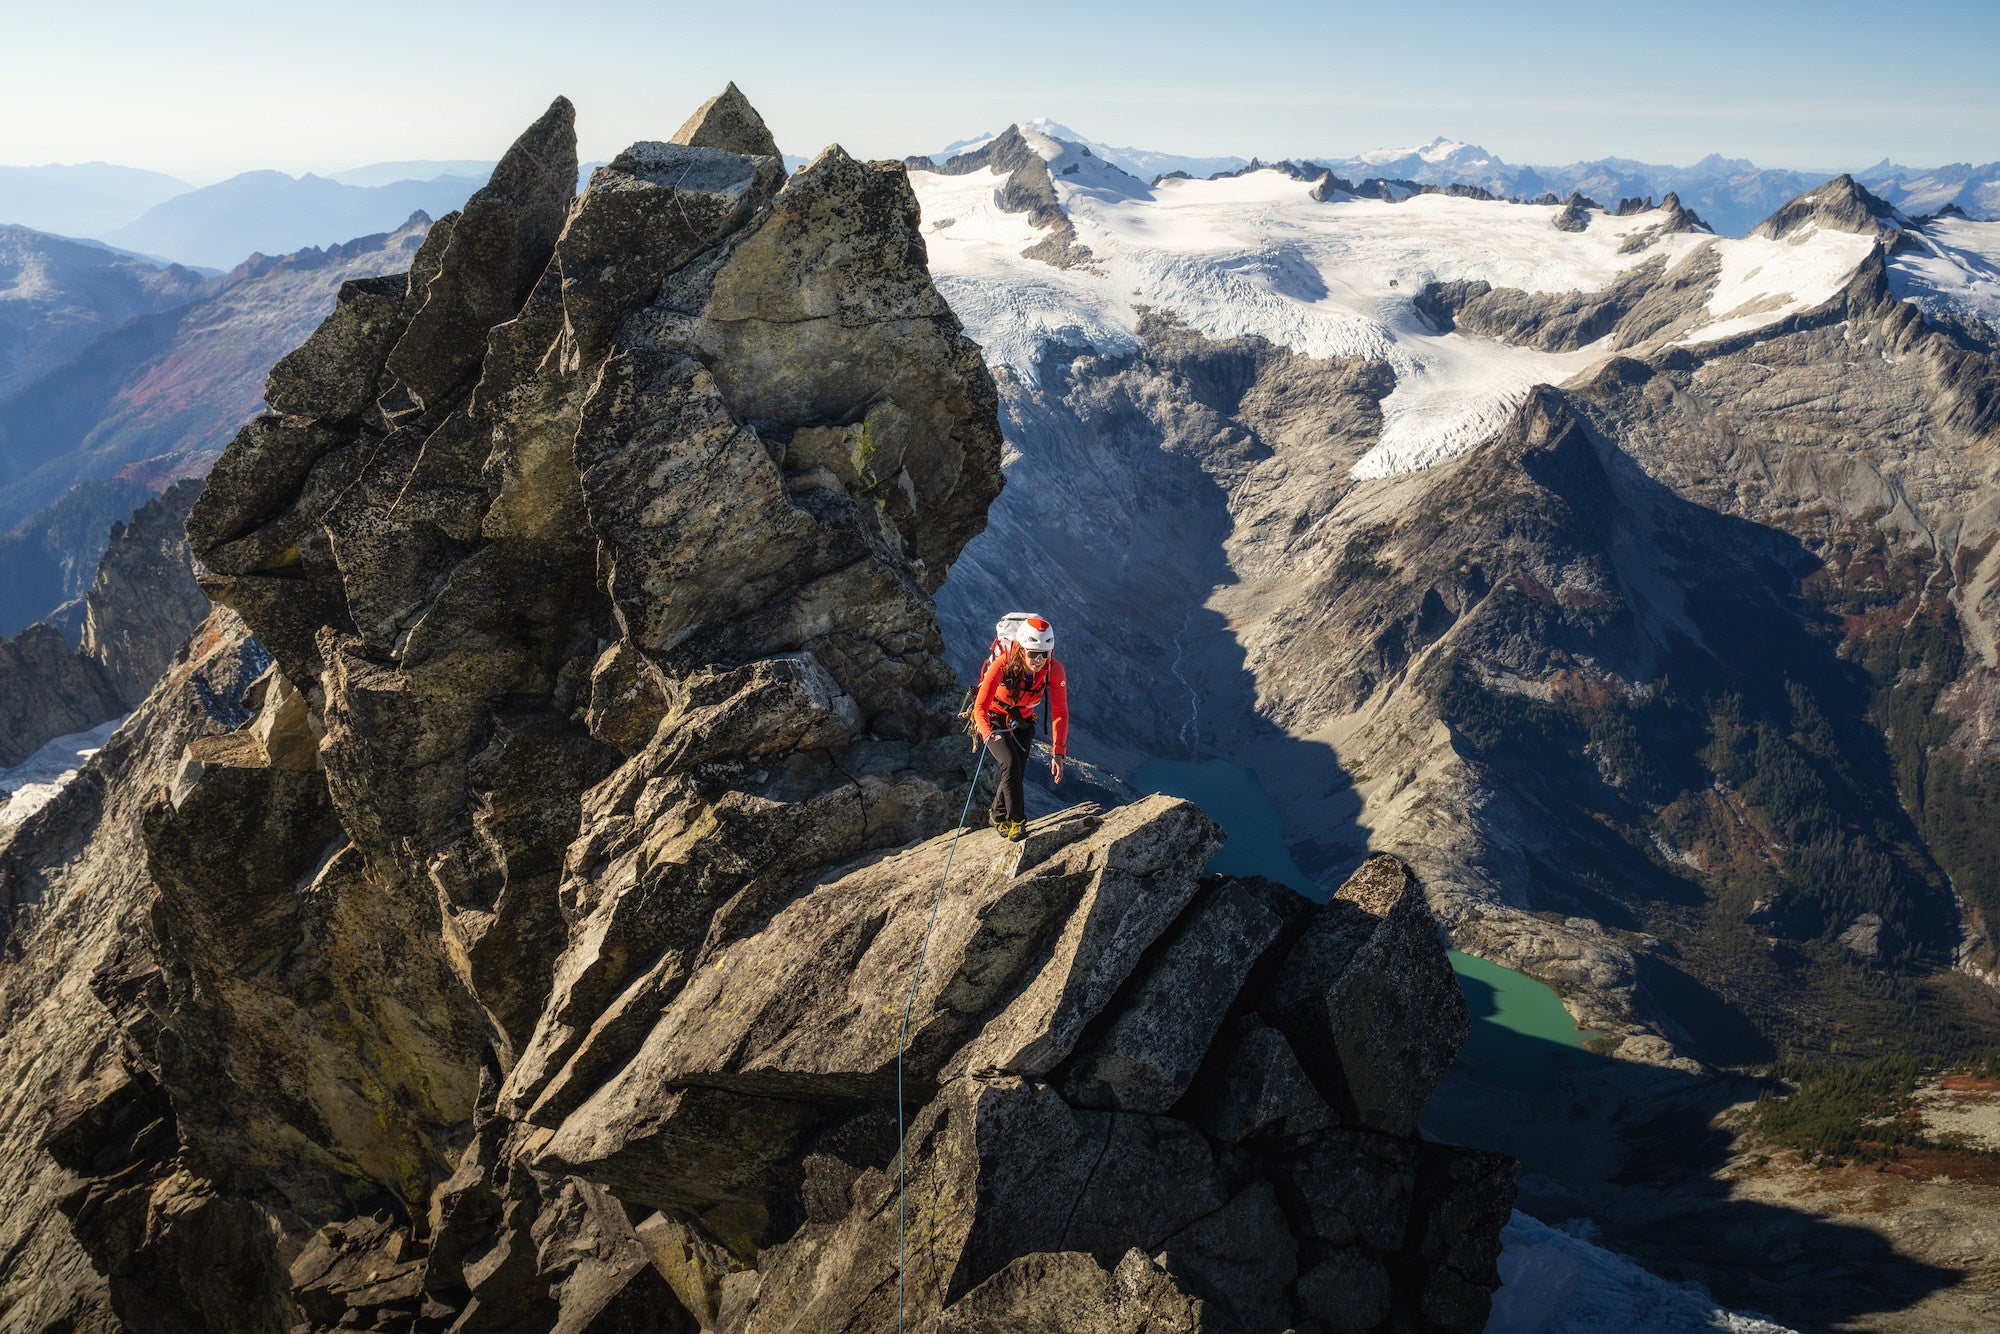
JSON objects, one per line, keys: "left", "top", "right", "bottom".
{"left": 1136, "top": 758, "right": 1603, "bottom": 1094}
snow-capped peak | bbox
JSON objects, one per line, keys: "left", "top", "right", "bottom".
{"left": 1015, "top": 122, "right": 1067, "bottom": 164}
{"left": 1420, "top": 137, "right": 1475, "bottom": 164}
{"left": 1025, "top": 117, "right": 1085, "bottom": 144}
{"left": 930, "top": 130, "right": 1001, "bottom": 160}
{"left": 947, "top": 119, "right": 1252, "bottom": 184}
{"left": 907, "top": 155, "right": 1889, "bottom": 481}
{"left": 1353, "top": 136, "right": 1491, "bottom": 169}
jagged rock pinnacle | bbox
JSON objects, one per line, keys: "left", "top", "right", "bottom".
{"left": 1753, "top": 173, "right": 1904, "bottom": 241}
{"left": 382, "top": 94, "right": 577, "bottom": 409}
{"left": 670, "top": 81, "right": 781, "bottom": 159}
{"left": 21, "top": 83, "right": 1509, "bottom": 1334}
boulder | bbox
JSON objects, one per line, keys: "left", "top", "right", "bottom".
{"left": 1182, "top": 1016, "right": 1335, "bottom": 1143}
{"left": 1293, "top": 1248, "right": 1393, "bottom": 1334}
{"left": 939, "top": 1250, "right": 1208, "bottom": 1333}
{"left": 1273, "top": 1128, "right": 1417, "bottom": 1253}
{"left": 724, "top": 1075, "right": 1237, "bottom": 1330}
{"left": 1153, "top": 1178, "right": 1297, "bottom": 1332}
{"left": 1261, "top": 854, "right": 1470, "bottom": 1136}
{"left": 1400, "top": 1142, "right": 1518, "bottom": 1331}
{"left": 1059, "top": 876, "right": 1294, "bottom": 1112}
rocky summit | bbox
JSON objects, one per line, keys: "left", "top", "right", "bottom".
{"left": 0, "top": 87, "right": 1508, "bottom": 1332}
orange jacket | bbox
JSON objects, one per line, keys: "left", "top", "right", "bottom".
{"left": 974, "top": 654, "right": 1069, "bottom": 756}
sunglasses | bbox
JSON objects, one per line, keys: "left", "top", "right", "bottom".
{"left": 1026, "top": 650, "right": 1049, "bottom": 660}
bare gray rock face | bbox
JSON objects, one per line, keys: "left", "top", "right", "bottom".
{"left": 0, "top": 85, "right": 1508, "bottom": 1334}
{"left": 1752, "top": 173, "right": 1904, "bottom": 239}
{"left": 0, "top": 619, "right": 120, "bottom": 767}
{"left": 671, "top": 81, "right": 783, "bottom": 159}
{"left": 77, "top": 477, "right": 209, "bottom": 703}
{"left": 1551, "top": 193, "right": 1591, "bottom": 232}
{"left": 0, "top": 479, "right": 205, "bottom": 769}
{"left": 0, "top": 608, "right": 265, "bottom": 1332}
{"left": 1837, "top": 912, "right": 1898, "bottom": 965}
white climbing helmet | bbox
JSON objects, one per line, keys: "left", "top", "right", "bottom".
{"left": 993, "top": 611, "right": 1045, "bottom": 654}
{"left": 1014, "top": 616, "right": 1054, "bottom": 656}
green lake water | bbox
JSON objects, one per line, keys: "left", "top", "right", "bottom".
{"left": 1446, "top": 949, "right": 1604, "bottom": 1094}
{"left": 1135, "top": 758, "right": 1603, "bottom": 1094}
{"left": 1136, "top": 759, "right": 1314, "bottom": 889}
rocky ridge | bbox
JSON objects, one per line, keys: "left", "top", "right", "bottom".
{"left": 0, "top": 474, "right": 162, "bottom": 639}
{"left": 0, "top": 85, "right": 1509, "bottom": 1333}
{"left": 0, "top": 478, "right": 204, "bottom": 770}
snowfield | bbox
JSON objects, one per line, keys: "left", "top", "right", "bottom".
{"left": 911, "top": 141, "right": 1895, "bottom": 479}
{"left": 1488, "top": 1212, "right": 1796, "bottom": 1334}
{"left": 0, "top": 714, "right": 125, "bottom": 827}
{"left": 1888, "top": 215, "right": 2000, "bottom": 335}
{"left": 1693, "top": 225, "right": 1879, "bottom": 346}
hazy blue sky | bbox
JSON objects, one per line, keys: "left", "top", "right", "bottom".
{"left": 2, "top": 0, "right": 1995, "bottom": 180}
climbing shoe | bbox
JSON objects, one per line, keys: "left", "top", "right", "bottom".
{"left": 1001, "top": 820, "right": 1026, "bottom": 842}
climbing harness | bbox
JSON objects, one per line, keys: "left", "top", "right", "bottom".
{"left": 962, "top": 612, "right": 1061, "bottom": 744}
{"left": 896, "top": 743, "right": 988, "bottom": 1333}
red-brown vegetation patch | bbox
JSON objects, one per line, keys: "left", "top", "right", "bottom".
{"left": 1874, "top": 1146, "right": 2000, "bottom": 1186}
{"left": 1839, "top": 599, "right": 1920, "bottom": 642}
{"left": 114, "top": 451, "right": 212, "bottom": 491}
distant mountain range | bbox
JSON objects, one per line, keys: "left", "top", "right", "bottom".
{"left": 99, "top": 170, "right": 483, "bottom": 271}
{"left": 0, "top": 225, "right": 209, "bottom": 400}
{"left": 15, "top": 132, "right": 1994, "bottom": 276}
{"left": 0, "top": 214, "right": 431, "bottom": 527}
{"left": 930, "top": 126, "right": 2000, "bottom": 237}
{"left": 326, "top": 159, "right": 495, "bottom": 188}
{"left": 0, "top": 161, "right": 485, "bottom": 270}
{"left": 0, "top": 163, "right": 191, "bottom": 239}
{"left": 0, "top": 160, "right": 650, "bottom": 272}
{"left": 0, "top": 215, "right": 430, "bottom": 635}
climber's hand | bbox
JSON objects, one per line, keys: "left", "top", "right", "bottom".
{"left": 1051, "top": 755, "right": 1064, "bottom": 784}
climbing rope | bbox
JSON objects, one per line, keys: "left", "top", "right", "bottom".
{"left": 896, "top": 744, "right": 988, "bottom": 1333}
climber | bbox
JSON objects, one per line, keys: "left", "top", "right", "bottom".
{"left": 973, "top": 615, "right": 1068, "bottom": 840}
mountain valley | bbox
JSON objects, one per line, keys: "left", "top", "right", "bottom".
{"left": 910, "top": 123, "right": 2000, "bottom": 1330}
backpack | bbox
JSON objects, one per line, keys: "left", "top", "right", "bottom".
{"left": 957, "top": 612, "right": 1053, "bottom": 746}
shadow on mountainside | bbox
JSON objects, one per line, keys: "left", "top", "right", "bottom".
{"left": 931, "top": 329, "right": 1988, "bottom": 1325}
{"left": 1151, "top": 596, "right": 1370, "bottom": 896}
{"left": 1404, "top": 381, "right": 2000, "bottom": 1057}
{"left": 935, "top": 339, "right": 1368, "bottom": 892}
{"left": 1424, "top": 1020, "right": 1968, "bottom": 1332}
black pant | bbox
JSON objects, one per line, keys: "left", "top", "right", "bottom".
{"left": 985, "top": 717, "right": 1034, "bottom": 824}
